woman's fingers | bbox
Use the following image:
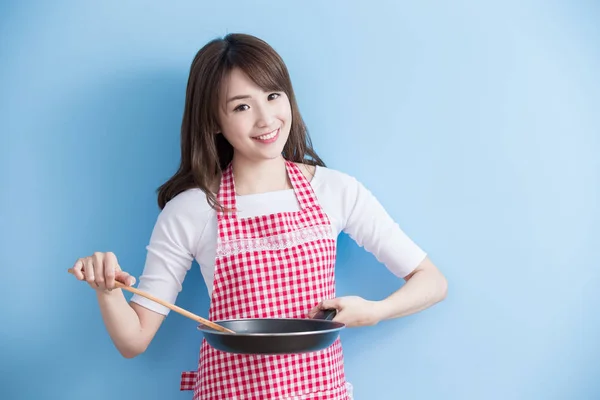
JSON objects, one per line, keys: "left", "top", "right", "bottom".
{"left": 83, "top": 257, "right": 97, "bottom": 288}
{"left": 71, "top": 252, "right": 134, "bottom": 291}
{"left": 92, "top": 252, "right": 107, "bottom": 290}
{"left": 72, "top": 259, "right": 84, "bottom": 280}
{"left": 115, "top": 270, "right": 136, "bottom": 286}
{"left": 104, "top": 252, "right": 118, "bottom": 290}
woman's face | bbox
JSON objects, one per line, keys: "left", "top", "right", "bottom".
{"left": 217, "top": 68, "right": 292, "bottom": 163}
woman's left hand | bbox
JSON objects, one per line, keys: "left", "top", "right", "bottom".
{"left": 307, "top": 296, "right": 385, "bottom": 327}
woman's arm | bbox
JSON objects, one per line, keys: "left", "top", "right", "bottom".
{"left": 375, "top": 256, "right": 447, "bottom": 321}
{"left": 309, "top": 171, "right": 448, "bottom": 326}
{"left": 70, "top": 192, "right": 204, "bottom": 357}
{"left": 96, "top": 285, "right": 166, "bottom": 358}
{"left": 71, "top": 253, "right": 167, "bottom": 358}
{"left": 310, "top": 256, "right": 447, "bottom": 327}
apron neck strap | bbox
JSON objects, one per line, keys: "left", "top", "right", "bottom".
{"left": 216, "top": 159, "right": 318, "bottom": 218}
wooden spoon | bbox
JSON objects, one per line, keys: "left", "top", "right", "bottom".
{"left": 67, "top": 268, "right": 235, "bottom": 334}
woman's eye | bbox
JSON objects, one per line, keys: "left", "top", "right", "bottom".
{"left": 234, "top": 104, "right": 249, "bottom": 112}
{"left": 268, "top": 93, "right": 280, "bottom": 100}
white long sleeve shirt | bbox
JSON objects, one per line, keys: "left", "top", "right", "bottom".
{"left": 131, "top": 166, "right": 427, "bottom": 315}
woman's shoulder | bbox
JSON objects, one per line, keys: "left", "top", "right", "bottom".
{"left": 160, "top": 188, "right": 215, "bottom": 222}
{"left": 147, "top": 188, "right": 216, "bottom": 257}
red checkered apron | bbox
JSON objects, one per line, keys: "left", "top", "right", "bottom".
{"left": 180, "top": 160, "right": 350, "bottom": 399}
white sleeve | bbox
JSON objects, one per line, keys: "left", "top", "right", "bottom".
{"left": 130, "top": 191, "right": 207, "bottom": 315}
{"left": 341, "top": 176, "right": 427, "bottom": 278}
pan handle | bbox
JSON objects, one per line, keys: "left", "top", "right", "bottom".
{"left": 312, "top": 308, "right": 337, "bottom": 321}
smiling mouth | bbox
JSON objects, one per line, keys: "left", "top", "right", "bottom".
{"left": 252, "top": 128, "right": 280, "bottom": 143}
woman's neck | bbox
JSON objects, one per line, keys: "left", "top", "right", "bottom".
{"left": 231, "top": 154, "right": 292, "bottom": 195}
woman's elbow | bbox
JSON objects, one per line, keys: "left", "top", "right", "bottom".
{"left": 117, "top": 340, "right": 150, "bottom": 359}
{"left": 437, "top": 274, "right": 448, "bottom": 302}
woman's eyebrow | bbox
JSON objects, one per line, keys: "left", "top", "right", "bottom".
{"left": 226, "top": 94, "right": 251, "bottom": 103}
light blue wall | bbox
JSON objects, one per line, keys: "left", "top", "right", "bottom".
{"left": 2, "top": 1, "right": 599, "bottom": 399}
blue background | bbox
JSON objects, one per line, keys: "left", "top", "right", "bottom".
{"left": 1, "top": 1, "right": 599, "bottom": 399}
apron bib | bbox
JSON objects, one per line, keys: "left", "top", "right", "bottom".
{"left": 180, "top": 160, "right": 350, "bottom": 399}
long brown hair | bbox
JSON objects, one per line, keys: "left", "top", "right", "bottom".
{"left": 157, "top": 33, "right": 325, "bottom": 211}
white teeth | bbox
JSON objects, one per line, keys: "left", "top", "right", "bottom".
{"left": 254, "top": 129, "right": 278, "bottom": 140}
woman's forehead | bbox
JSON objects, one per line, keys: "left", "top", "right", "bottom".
{"left": 221, "top": 68, "right": 263, "bottom": 96}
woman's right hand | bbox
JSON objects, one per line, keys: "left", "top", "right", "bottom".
{"left": 71, "top": 252, "right": 136, "bottom": 291}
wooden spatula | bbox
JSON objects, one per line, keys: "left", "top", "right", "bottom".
{"left": 67, "top": 268, "right": 235, "bottom": 334}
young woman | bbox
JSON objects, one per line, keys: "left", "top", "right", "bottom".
{"left": 71, "top": 33, "right": 448, "bottom": 400}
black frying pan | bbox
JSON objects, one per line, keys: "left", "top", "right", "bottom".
{"left": 197, "top": 309, "right": 344, "bottom": 354}
{"left": 68, "top": 268, "right": 344, "bottom": 354}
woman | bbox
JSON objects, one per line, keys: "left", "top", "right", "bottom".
{"left": 71, "top": 33, "right": 448, "bottom": 399}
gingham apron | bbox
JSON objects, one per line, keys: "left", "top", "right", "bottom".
{"left": 180, "top": 160, "right": 350, "bottom": 399}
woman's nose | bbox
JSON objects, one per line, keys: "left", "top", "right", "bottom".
{"left": 254, "top": 105, "right": 274, "bottom": 128}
